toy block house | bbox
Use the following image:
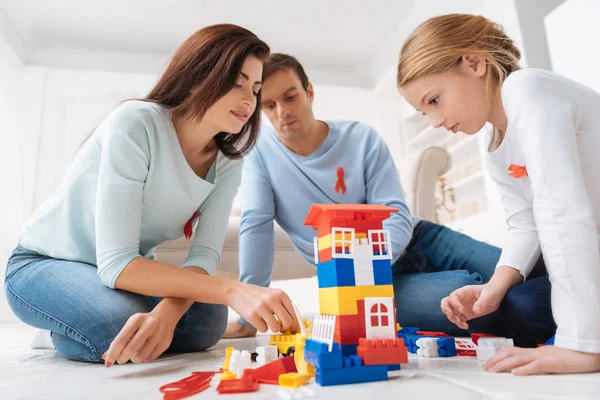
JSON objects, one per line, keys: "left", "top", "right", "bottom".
{"left": 303, "top": 204, "right": 408, "bottom": 386}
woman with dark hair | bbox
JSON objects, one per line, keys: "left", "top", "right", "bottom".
{"left": 4, "top": 24, "right": 299, "bottom": 366}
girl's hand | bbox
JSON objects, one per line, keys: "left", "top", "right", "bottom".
{"left": 484, "top": 345, "right": 600, "bottom": 375}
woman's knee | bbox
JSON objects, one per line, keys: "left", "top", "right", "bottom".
{"left": 51, "top": 331, "right": 103, "bottom": 363}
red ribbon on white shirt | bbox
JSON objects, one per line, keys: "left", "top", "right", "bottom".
{"left": 508, "top": 164, "right": 528, "bottom": 179}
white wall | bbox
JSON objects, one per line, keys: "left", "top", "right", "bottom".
{"left": 546, "top": 0, "right": 600, "bottom": 92}
{"left": 30, "top": 68, "right": 157, "bottom": 210}
{"left": 0, "top": 30, "right": 25, "bottom": 322}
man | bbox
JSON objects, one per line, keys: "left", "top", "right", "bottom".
{"left": 224, "top": 54, "right": 554, "bottom": 348}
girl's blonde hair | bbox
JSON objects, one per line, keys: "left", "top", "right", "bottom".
{"left": 397, "top": 14, "right": 521, "bottom": 94}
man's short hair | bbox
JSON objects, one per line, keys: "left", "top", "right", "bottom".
{"left": 263, "top": 53, "right": 310, "bottom": 91}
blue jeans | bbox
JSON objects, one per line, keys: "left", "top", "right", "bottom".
{"left": 4, "top": 245, "right": 227, "bottom": 362}
{"left": 393, "top": 220, "right": 556, "bottom": 347}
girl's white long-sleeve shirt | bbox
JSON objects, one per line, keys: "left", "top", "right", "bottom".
{"left": 484, "top": 68, "right": 600, "bottom": 352}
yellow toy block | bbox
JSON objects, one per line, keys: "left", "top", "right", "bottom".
{"left": 317, "top": 232, "right": 364, "bottom": 250}
{"left": 220, "top": 370, "right": 237, "bottom": 380}
{"left": 355, "top": 284, "right": 394, "bottom": 300}
{"left": 269, "top": 333, "right": 296, "bottom": 355}
{"left": 294, "top": 334, "right": 315, "bottom": 377}
{"left": 319, "top": 287, "right": 357, "bottom": 315}
{"left": 223, "top": 346, "right": 234, "bottom": 371}
{"left": 279, "top": 372, "right": 311, "bottom": 388}
{"left": 303, "top": 318, "right": 313, "bottom": 336}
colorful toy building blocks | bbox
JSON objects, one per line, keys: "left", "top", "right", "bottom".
{"left": 303, "top": 204, "right": 408, "bottom": 386}
{"left": 400, "top": 330, "right": 456, "bottom": 357}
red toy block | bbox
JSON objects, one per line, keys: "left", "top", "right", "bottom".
{"left": 334, "top": 315, "right": 362, "bottom": 344}
{"left": 216, "top": 374, "right": 258, "bottom": 394}
{"left": 357, "top": 338, "right": 408, "bottom": 366}
{"left": 305, "top": 204, "right": 399, "bottom": 231}
{"left": 244, "top": 355, "right": 297, "bottom": 385}
{"left": 319, "top": 248, "right": 333, "bottom": 263}
{"left": 316, "top": 217, "right": 349, "bottom": 238}
{"left": 160, "top": 371, "right": 215, "bottom": 400}
{"left": 471, "top": 333, "right": 497, "bottom": 345}
{"left": 416, "top": 331, "right": 451, "bottom": 338}
{"left": 455, "top": 339, "right": 477, "bottom": 356}
{"left": 334, "top": 328, "right": 361, "bottom": 345}
{"left": 347, "top": 219, "right": 367, "bottom": 235}
{"left": 337, "top": 315, "right": 359, "bottom": 331}
{"left": 357, "top": 300, "right": 366, "bottom": 337}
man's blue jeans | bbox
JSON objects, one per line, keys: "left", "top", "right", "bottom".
{"left": 5, "top": 245, "right": 227, "bottom": 362}
{"left": 393, "top": 220, "right": 556, "bottom": 347}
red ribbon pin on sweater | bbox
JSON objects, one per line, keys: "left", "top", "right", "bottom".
{"left": 508, "top": 164, "right": 528, "bottom": 179}
{"left": 335, "top": 167, "right": 347, "bottom": 194}
{"left": 184, "top": 211, "right": 201, "bottom": 240}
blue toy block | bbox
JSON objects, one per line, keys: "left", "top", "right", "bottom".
{"left": 545, "top": 335, "right": 555, "bottom": 345}
{"left": 387, "top": 364, "right": 401, "bottom": 371}
{"left": 304, "top": 340, "right": 343, "bottom": 370}
{"left": 340, "top": 344, "right": 358, "bottom": 357}
{"left": 405, "top": 335, "right": 457, "bottom": 357}
{"left": 315, "top": 364, "right": 388, "bottom": 386}
{"left": 373, "top": 259, "right": 393, "bottom": 285}
{"left": 343, "top": 355, "right": 363, "bottom": 367}
{"left": 402, "top": 334, "right": 420, "bottom": 353}
{"left": 317, "top": 258, "right": 356, "bottom": 288}
{"left": 437, "top": 337, "right": 456, "bottom": 357}
{"left": 397, "top": 327, "right": 420, "bottom": 339}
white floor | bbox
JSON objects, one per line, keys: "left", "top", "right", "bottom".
{"left": 1, "top": 323, "right": 600, "bottom": 399}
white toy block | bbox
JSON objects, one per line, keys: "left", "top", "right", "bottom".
{"left": 416, "top": 338, "right": 440, "bottom": 358}
{"left": 354, "top": 270, "right": 375, "bottom": 286}
{"left": 229, "top": 350, "right": 242, "bottom": 376}
{"left": 476, "top": 346, "right": 498, "bottom": 361}
{"left": 364, "top": 297, "right": 395, "bottom": 340}
{"left": 256, "top": 345, "right": 278, "bottom": 366}
{"left": 354, "top": 241, "right": 373, "bottom": 261}
{"left": 240, "top": 350, "right": 253, "bottom": 373}
{"left": 476, "top": 337, "right": 514, "bottom": 362}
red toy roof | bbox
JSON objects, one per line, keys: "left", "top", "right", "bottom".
{"left": 304, "top": 204, "right": 398, "bottom": 227}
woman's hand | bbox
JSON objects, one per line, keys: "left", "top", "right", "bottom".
{"left": 102, "top": 310, "right": 178, "bottom": 367}
{"left": 226, "top": 282, "right": 299, "bottom": 334}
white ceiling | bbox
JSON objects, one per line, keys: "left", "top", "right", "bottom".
{"left": 0, "top": 0, "right": 487, "bottom": 87}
